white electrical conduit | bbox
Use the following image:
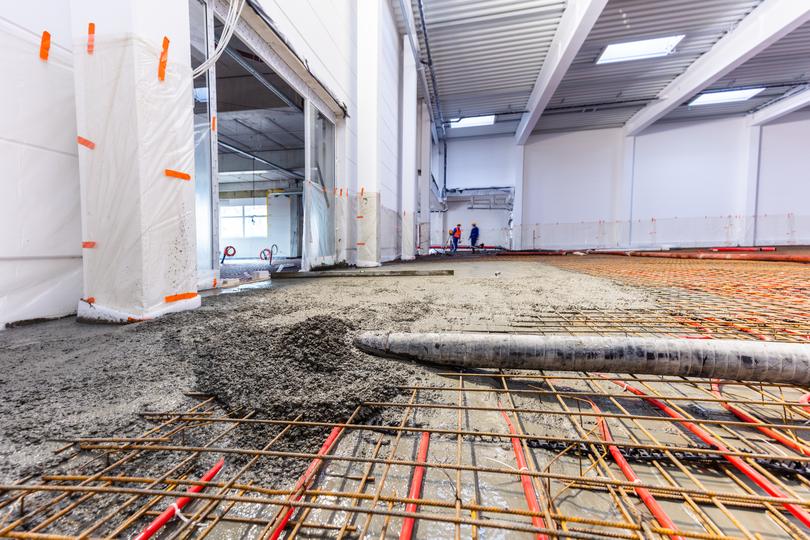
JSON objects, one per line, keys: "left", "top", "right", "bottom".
{"left": 193, "top": 0, "right": 246, "bottom": 79}
{"left": 355, "top": 332, "right": 810, "bottom": 386}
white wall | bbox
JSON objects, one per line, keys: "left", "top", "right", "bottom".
{"left": 631, "top": 117, "right": 748, "bottom": 247}
{"left": 0, "top": 1, "right": 81, "bottom": 328}
{"left": 448, "top": 113, "right": 810, "bottom": 251}
{"left": 756, "top": 110, "right": 810, "bottom": 245}
{"left": 445, "top": 203, "right": 511, "bottom": 248}
{"left": 522, "top": 128, "right": 624, "bottom": 249}
{"left": 446, "top": 135, "right": 519, "bottom": 189}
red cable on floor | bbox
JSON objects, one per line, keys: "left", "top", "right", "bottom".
{"left": 585, "top": 399, "right": 684, "bottom": 540}
{"left": 605, "top": 377, "right": 810, "bottom": 528}
{"left": 498, "top": 401, "right": 550, "bottom": 540}
{"left": 267, "top": 426, "right": 343, "bottom": 540}
{"left": 399, "top": 431, "right": 431, "bottom": 540}
{"left": 711, "top": 380, "right": 810, "bottom": 457}
{"left": 134, "top": 458, "right": 224, "bottom": 540}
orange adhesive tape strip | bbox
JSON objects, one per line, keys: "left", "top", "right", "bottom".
{"left": 83, "top": 297, "right": 95, "bottom": 304}
{"left": 77, "top": 136, "right": 95, "bottom": 149}
{"left": 87, "top": 23, "right": 95, "bottom": 54}
{"left": 165, "top": 292, "right": 198, "bottom": 303}
{"left": 157, "top": 36, "right": 169, "bottom": 81}
{"left": 211, "top": 115, "right": 217, "bottom": 131}
{"left": 164, "top": 169, "right": 191, "bottom": 181}
{"left": 359, "top": 187, "right": 365, "bottom": 197}
{"left": 82, "top": 241, "right": 96, "bottom": 248}
{"left": 39, "top": 31, "right": 50, "bottom": 61}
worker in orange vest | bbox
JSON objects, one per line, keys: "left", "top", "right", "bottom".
{"left": 451, "top": 224, "right": 462, "bottom": 253}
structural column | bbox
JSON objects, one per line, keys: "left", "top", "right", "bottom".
{"left": 417, "top": 101, "right": 432, "bottom": 254}
{"left": 355, "top": 0, "right": 382, "bottom": 267}
{"left": 399, "top": 35, "right": 418, "bottom": 260}
{"left": 511, "top": 144, "right": 525, "bottom": 249}
{"left": 742, "top": 124, "right": 762, "bottom": 246}
{"left": 70, "top": 0, "right": 198, "bottom": 321}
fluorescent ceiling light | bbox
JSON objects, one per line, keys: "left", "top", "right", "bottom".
{"left": 689, "top": 87, "right": 765, "bottom": 106}
{"left": 597, "top": 35, "right": 684, "bottom": 64}
{"left": 449, "top": 115, "right": 495, "bottom": 129}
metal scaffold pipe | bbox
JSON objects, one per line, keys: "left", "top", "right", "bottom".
{"left": 355, "top": 333, "right": 810, "bottom": 386}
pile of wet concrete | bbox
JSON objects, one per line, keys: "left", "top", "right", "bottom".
{"left": 187, "top": 314, "right": 407, "bottom": 423}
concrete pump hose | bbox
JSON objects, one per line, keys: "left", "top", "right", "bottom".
{"left": 355, "top": 332, "right": 810, "bottom": 386}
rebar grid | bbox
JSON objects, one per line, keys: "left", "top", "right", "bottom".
{"left": 527, "top": 256, "right": 810, "bottom": 343}
{"left": 3, "top": 371, "right": 810, "bottom": 539}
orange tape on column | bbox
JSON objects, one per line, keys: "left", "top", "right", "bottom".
{"left": 212, "top": 278, "right": 218, "bottom": 288}
{"left": 165, "top": 292, "right": 198, "bottom": 303}
{"left": 39, "top": 31, "right": 51, "bottom": 61}
{"left": 356, "top": 242, "right": 366, "bottom": 246}
{"left": 83, "top": 297, "right": 96, "bottom": 304}
{"left": 77, "top": 136, "right": 95, "bottom": 149}
{"left": 82, "top": 241, "right": 96, "bottom": 248}
{"left": 87, "top": 23, "right": 95, "bottom": 54}
{"left": 164, "top": 169, "right": 191, "bottom": 181}
{"left": 359, "top": 186, "right": 365, "bottom": 197}
{"left": 157, "top": 36, "right": 169, "bottom": 81}
{"left": 211, "top": 115, "right": 217, "bottom": 131}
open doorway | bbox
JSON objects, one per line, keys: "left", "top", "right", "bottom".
{"left": 214, "top": 31, "right": 306, "bottom": 278}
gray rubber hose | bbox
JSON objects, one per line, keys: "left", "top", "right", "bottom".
{"left": 355, "top": 332, "right": 810, "bottom": 385}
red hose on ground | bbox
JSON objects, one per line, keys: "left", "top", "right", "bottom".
{"left": 399, "top": 432, "right": 431, "bottom": 540}
{"left": 498, "top": 401, "right": 549, "bottom": 540}
{"left": 267, "top": 426, "right": 343, "bottom": 540}
{"left": 710, "top": 381, "right": 810, "bottom": 457}
{"left": 134, "top": 458, "right": 224, "bottom": 540}
{"left": 710, "top": 247, "right": 776, "bottom": 252}
{"left": 586, "top": 399, "right": 684, "bottom": 540}
{"left": 800, "top": 394, "right": 810, "bottom": 415}
{"left": 606, "top": 378, "right": 810, "bottom": 528}
{"left": 595, "top": 250, "right": 810, "bottom": 264}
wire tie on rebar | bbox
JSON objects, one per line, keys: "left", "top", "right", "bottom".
{"left": 171, "top": 502, "right": 190, "bottom": 523}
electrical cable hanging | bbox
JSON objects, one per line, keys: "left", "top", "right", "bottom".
{"left": 192, "top": 0, "right": 246, "bottom": 79}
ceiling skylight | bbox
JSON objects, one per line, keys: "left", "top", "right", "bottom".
{"left": 689, "top": 87, "right": 766, "bottom": 106}
{"left": 449, "top": 115, "right": 495, "bottom": 129}
{"left": 597, "top": 35, "right": 685, "bottom": 64}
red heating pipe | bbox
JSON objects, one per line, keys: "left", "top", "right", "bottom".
{"left": 399, "top": 432, "right": 431, "bottom": 540}
{"left": 495, "top": 251, "right": 570, "bottom": 256}
{"left": 134, "top": 458, "right": 224, "bottom": 540}
{"left": 596, "top": 251, "right": 810, "bottom": 264}
{"left": 710, "top": 247, "right": 776, "bottom": 252}
{"left": 586, "top": 399, "right": 684, "bottom": 540}
{"left": 267, "top": 426, "right": 343, "bottom": 540}
{"left": 606, "top": 378, "right": 810, "bottom": 528}
{"left": 798, "top": 394, "right": 810, "bottom": 416}
{"left": 711, "top": 381, "right": 810, "bottom": 457}
{"left": 498, "top": 401, "right": 550, "bottom": 540}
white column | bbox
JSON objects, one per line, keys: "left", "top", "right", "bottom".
{"left": 69, "top": 0, "right": 197, "bottom": 322}
{"left": 399, "top": 35, "right": 418, "bottom": 260}
{"left": 511, "top": 144, "right": 525, "bottom": 249}
{"left": 417, "top": 101, "right": 432, "bottom": 254}
{"left": 615, "top": 136, "right": 636, "bottom": 248}
{"left": 355, "top": 0, "right": 381, "bottom": 267}
{"left": 742, "top": 124, "right": 762, "bottom": 246}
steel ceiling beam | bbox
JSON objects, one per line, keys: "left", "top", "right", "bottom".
{"left": 625, "top": 0, "right": 810, "bottom": 137}
{"left": 514, "top": 0, "right": 607, "bottom": 145}
{"left": 748, "top": 85, "right": 810, "bottom": 126}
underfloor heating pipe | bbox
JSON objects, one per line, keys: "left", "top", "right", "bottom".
{"left": 497, "top": 402, "right": 550, "bottom": 540}
{"left": 606, "top": 377, "right": 810, "bottom": 528}
{"left": 134, "top": 458, "right": 225, "bottom": 540}
{"left": 710, "top": 381, "right": 810, "bottom": 457}
{"left": 355, "top": 333, "right": 810, "bottom": 387}
{"left": 399, "top": 432, "right": 431, "bottom": 540}
{"left": 595, "top": 250, "right": 810, "bottom": 263}
{"left": 267, "top": 426, "right": 343, "bottom": 540}
{"left": 586, "top": 398, "right": 684, "bottom": 540}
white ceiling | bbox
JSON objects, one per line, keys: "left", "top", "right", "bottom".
{"left": 396, "top": 0, "right": 810, "bottom": 138}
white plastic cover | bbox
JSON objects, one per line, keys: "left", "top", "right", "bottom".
{"left": 72, "top": 27, "right": 198, "bottom": 321}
